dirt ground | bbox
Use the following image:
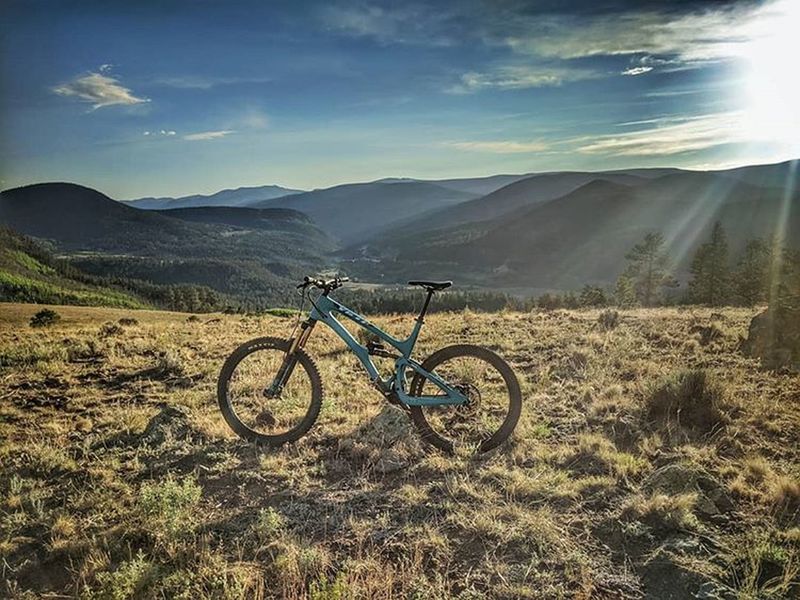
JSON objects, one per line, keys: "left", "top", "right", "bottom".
{"left": 1, "top": 302, "right": 798, "bottom": 598}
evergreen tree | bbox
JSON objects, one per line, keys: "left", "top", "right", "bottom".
{"left": 734, "top": 238, "right": 770, "bottom": 306}
{"left": 771, "top": 247, "right": 800, "bottom": 311}
{"left": 579, "top": 284, "right": 607, "bottom": 307}
{"left": 688, "top": 222, "right": 731, "bottom": 306}
{"left": 623, "top": 232, "right": 677, "bottom": 306}
{"left": 614, "top": 274, "right": 637, "bottom": 307}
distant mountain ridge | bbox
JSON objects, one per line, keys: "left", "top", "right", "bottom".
{"left": 252, "top": 180, "right": 480, "bottom": 243}
{"left": 125, "top": 184, "right": 303, "bottom": 210}
{"left": 347, "top": 161, "right": 800, "bottom": 289}
{"left": 0, "top": 182, "right": 334, "bottom": 307}
{"left": 2, "top": 159, "right": 797, "bottom": 307}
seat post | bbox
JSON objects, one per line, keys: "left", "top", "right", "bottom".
{"left": 416, "top": 289, "right": 435, "bottom": 323}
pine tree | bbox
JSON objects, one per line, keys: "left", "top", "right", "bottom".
{"left": 734, "top": 238, "right": 769, "bottom": 306}
{"left": 579, "top": 284, "right": 607, "bottom": 307}
{"left": 623, "top": 232, "right": 677, "bottom": 306}
{"left": 614, "top": 274, "right": 637, "bottom": 307}
{"left": 688, "top": 222, "right": 731, "bottom": 306}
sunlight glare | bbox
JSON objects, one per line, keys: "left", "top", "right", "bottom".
{"left": 738, "top": 0, "right": 800, "bottom": 154}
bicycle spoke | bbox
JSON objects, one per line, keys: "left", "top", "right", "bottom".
{"left": 416, "top": 354, "right": 512, "bottom": 450}
{"left": 226, "top": 347, "right": 313, "bottom": 437}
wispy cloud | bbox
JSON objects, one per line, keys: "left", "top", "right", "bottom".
{"left": 152, "top": 75, "right": 272, "bottom": 90}
{"left": 445, "top": 140, "right": 548, "bottom": 154}
{"left": 621, "top": 66, "right": 652, "bottom": 76}
{"left": 53, "top": 70, "right": 149, "bottom": 109}
{"left": 319, "top": 3, "right": 460, "bottom": 46}
{"left": 450, "top": 65, "right": 597, "bottom": 93}
{"left": 502, "top": 4, "right": 761, "bottom": 65}
{"left": 576, "top": 112, "right": 745, "bottom": 156}
{"left": 183, "top": 130, "right": 235, "bottom": 141}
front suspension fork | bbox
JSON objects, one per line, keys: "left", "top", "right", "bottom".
{"left": 264, "top": 319, "right": 316, "bottom": 397}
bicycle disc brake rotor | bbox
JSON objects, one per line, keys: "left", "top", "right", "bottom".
{"left": 455, "top": 382, "right": 482, "bottom": 417}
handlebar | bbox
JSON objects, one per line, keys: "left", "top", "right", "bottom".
{"left": 297, "top": 275, "right": 349, "bottom": 291}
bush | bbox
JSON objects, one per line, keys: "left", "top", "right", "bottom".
{"left": 99, "top": 322, "right": 124, "bottom": 337}
{"left": 118, "top": 317, "right": 139, "bottom": 326}
{"left": 646, "top": 369, "right": 728, "bottom": 438}
{"left": 87, "top": 551, "right": 159, "bottom": 599}
{"left": 689, "top": 323, "right": 725, "bottom": 346}
{"left": 254, "top": 507, "right": 285, "bottom": 543}
{"left": 597, "top": 309, "right": 620, "bottom": 330}
{"left": 29, "top": 308, "right": 60, "bottom": 328}
{"left": 138, "top": 476, "right": 202, "bottom": 548}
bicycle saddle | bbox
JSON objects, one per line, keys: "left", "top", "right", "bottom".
{"left": 408, "top": 280, "right": 452, "bottom": 291}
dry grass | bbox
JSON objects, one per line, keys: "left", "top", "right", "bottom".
{"left": 1, "top": 302, "right": 798, "bottom": 599}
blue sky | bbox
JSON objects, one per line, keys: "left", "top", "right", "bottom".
{"left": 1, "top": 0, "right": 798, "bottom": 198}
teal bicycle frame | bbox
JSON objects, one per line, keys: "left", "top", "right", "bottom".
{"left": 274, "top": 292, "right": 469, "bottom": 407}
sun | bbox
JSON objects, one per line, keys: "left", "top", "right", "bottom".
{"left": 738, "top": 0, "right": 800, "bottom": 155}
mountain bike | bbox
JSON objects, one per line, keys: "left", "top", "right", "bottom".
{"left": 217, "top": 276, "right": 522, "bottom": 453}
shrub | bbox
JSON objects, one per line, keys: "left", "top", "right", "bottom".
{"left": 254, "top": 507, "right": 285, "bottom": 543}
{"left": 597, "top": 309, "right": 620, "bottom": 330}
{"left": 29, "top": 308, "right": 60, "bottom": 328}
{"left": 99, "top": 322, "right": 124, "bottom": 337}
{"left": 138, "top": 476, "right": 202, "bottom": 548}
{"left": 690, "top": 323, "right": 725, "bottom": 346}
{"left": 153, "top": 351, "right": 186, "bottom": 379}
{"left": 646, "top": 369, "right": 728, "bottom": 437}
{"left": 87, "top": 551, "right": 159, "bottom": 599}
{"left": 118, "top": 317, "right": 139, "bottom": 326}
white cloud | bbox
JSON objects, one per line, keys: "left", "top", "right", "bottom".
{"left": 502, "top": 4, "right": 762, "bottom": 64}
{"left": 183, "top": 130, "right": 235, "bottom": 141}
{"left": 621, "top": 66, "right": 653, "bottom": 76}
{"left": 576, "top": 112, "right": 747, "bottom": 156}
{"left": 53, "top": 71, "right": 149, "bottom": 109}
{"left": 450, "top": 65, "right": 597, "bottom": 93}
{"left": 445, "top": 140, "right": 548, "bottom": 154}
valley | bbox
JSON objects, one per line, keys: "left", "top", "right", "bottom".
{"left": 1, "top": 160, "right": 798, "bottom": 312}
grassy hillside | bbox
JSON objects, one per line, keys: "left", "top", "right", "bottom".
{"left": 0, "top": 229, "right": 145, "bottom": 308}
{"left": 0, "top": 183, "right": 336, "bottom": 308}
{"left": 1, "top": 304, "right": 797, "bottom": 598}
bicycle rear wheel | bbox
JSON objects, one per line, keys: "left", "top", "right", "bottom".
{"left": 409, "top": 344, "right": 522, "bottom": 453}
{"left": 217, "top": 337, "right": 323, "bottom": 446}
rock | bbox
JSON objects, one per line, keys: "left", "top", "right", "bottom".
{"left": 640, "top": 547, "right": 707, "bottom": 599}
{"left": 141, "top": 404, "right": 196, "bottom": 446}
{"left": 741, "top": 307, "right": 800, "bottom": 372}
{"left": 644, "top": 463, "right": 734, "bottom": 518}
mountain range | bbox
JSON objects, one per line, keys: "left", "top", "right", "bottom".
{"left": 1, "top": 160, "right": 798, "bottom": 307}
{"left": 125, "top": 184, "right": 302, "bottom": 210}
{"left": 0, "top": 183, "right": 334, "bottom": 307}
{"left": 348, "top": 163, "right": 800, "bottom": 289}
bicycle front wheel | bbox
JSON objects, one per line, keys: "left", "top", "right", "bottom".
{"left": 217, "top": 337, "right": 323, "bottom": 446}
{"left": 409, "top": 344, "right": 522, "bottom": 453}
